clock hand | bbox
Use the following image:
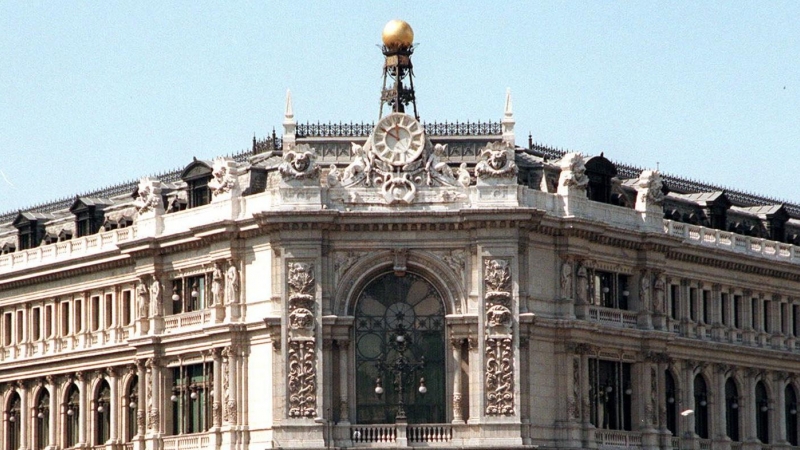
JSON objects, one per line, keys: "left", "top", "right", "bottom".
{"left": 383, "top": 127, "right": 400, "bottom": 141}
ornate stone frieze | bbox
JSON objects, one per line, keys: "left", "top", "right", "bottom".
{"left": 287, "top": 262, "right": 317, "bottom": 418}
{"left": 483, "top": 258, "right": 515, "bottom": 416}
{"left": 426, "top": 144, "right": 457, "bottom": 186}
{"left": 568, "top": 357, "right": 580, "bottom": 419}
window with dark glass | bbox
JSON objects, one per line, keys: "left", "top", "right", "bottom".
{"left": 755, "top": 381, "right": 769, "bottom": 443}
{"left": 670, "top": 285, "right": 680, "bottom": 320}
{"left": 589, "top": 359, "right": 632, "bottom": 431}
{"left": 70, "top": 198, "right": 108, "bottom": 237}
{"left": 725, "top": 378, "right": 740, "bottom": 441}
{"left": 665, "top": 370, "right": 677, "bottom": 435}
{"left": 65, "top": 385, "right": 80, "bottom": 447}
{"left": 170, "top": 274, "right": 208, "bottom": 314}
{"left": 786, "top": 384, "right": 798, "bottom": 446}
{"left": 35, "top": 389, "right": 49, "bottom": 450}
{"left": 13, "top": 213, "right": 47, "bottom": 250}
{"left": 171, "top": 362, "right": 212, "bottom": 434}
{"left": 693, "top": 375, "right": 709, "bottom": 438}
{"left": 125, "top": 376, "right": 139, "bottom": 442}
{"left": 6, "top": 392, "right": 21, "bottom": 450}
{"left": 94, "top": 380, "right": 111, "bottom": 445}
{"left": 593, "top": 271, "right": 630, "bottom": 310}
{"left": 355, "top": 272, "right": 445, "bottom": 424}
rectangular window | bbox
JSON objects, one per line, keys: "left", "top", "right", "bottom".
{"left": 122, "top": 290, "right": 133, "bottom": 326}
{"left": 781, "top": 303, "right": 787, "bottom": 334}
{"left": 702, "top": 290, "right": 710, "bottom": 324}
{"left": 61, "top": 302, "right": 71, "bottom": 336}
{"left": 91, "top": 296, "right": 101, "bottom": 331}
{"left": 588, "top": 359, "right": 632, "bottom": 431}
{"left": 45, "top": 304, "right": 53, "bottom": 339}
{"left": 3, "top": 312, "right": 12, "bottom": 345}
{"left": 16, "top": 310, "right": 24, "bottom": 343}
{"left": 763, "top": 301, "right": 770, "bottom": 333}
{"left": 32, "top": 307, "right": 41, "bottom": 341}
{"left": 751, "top": 298, "right": 758, "bottom": 330}
{"left": 171, "top": 362, "right": 213, "bottom": 435}
{"left": 171, "top": 275, "right": 208, "bottom": 314}
{"left": 689, "top": 288, "right": 697, "bottom": 322}
{"left": 733, "top": 295, "right": 741, "bottom": 328}
{"left": 74, "top": 299, "right": 83, "bottom": 333}
{"left": 105, "top": 293, "right": 113, "bottom": 328}
{"left": 593, "top": 271, "right": 630, "bottom": 310}
{"left": 670, "top": 285, "right": 680, "bottom": 320}
{"left": 794, "top": 305, "right": 799, "bottom": 337}
{"left": 721, "top": 293, "right": 729, "bottom": 326}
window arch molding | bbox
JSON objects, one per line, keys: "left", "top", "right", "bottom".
{"left": 336, "top": 250, "right": 465, "bottom": 317}
{"left": 121, "top": 372, "right": 139, "bottom": 442}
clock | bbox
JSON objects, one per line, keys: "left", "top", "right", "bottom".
{"left": 372, "top": 113, "right": 425, "bottom": 166}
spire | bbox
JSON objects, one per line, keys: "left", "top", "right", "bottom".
{"left": 283, "top": 89, "right": 296, "bottom": 149}
{"left": 502, "top": 88, "right": 515, "bottom": 147}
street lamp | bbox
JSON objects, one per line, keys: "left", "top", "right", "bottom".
{"left": 374, "top": 323, "right": 426, "bottom": 422}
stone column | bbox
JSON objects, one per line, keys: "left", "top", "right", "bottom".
{"left": 742, "top": 371, "right": 756, "bottom": 445}
{"left": 16, "top": 381, "right": 28, "bottom": 450}
{"left": 451, "top": 339, "right": 464, "bottom": 423}
{"left": 467, "top": 336, "right": 481, "bottom": 424}
{"left": 338, "top": 340, "right": 350, "bottom": 424}
{"left": 714, "top": 365, "right": 729, "bottom": 443}
{"left": 77, "top": 372, "right": 87, "bottom": 445}
{"left": 212, "top": 348, "right": 222, "bottom": 429}
{"left": 135, "top": 360, "right": 146, "bottom": 439}
{"left": 46, "top": 376, "right": 57, "bottom": 449}
{"left": 682, "top": 361, "right": 696, "bottom": 443}
{"left": 145, "top": 358, "right": 162, "bottom": 438}
{"left": 774, "top": 373, "right": 788, "bottom": 446}
{"left": 107, "top": 368, "right": 118, "bottom": 443}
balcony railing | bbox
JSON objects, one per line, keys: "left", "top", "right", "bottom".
{"left": 588, "top": 306, "right": 639, "bottom": 328}
{"left": 0, "top": 227, "right": 136, "bottom": 274}
{"left": 163, "top": 310, "right": 213, "bottom": 330}
{"left": 664, "top": 220, "right": 798, "bottom": 264}
{"left": 595, "top": 430, "right": 641, "bottom": 448}
{"left": 351, "top": 424, "right": 397, "bottom": 445}
{"left": 162, "top": 433, "right": 210, "bottom": 450}
{"left": 350, "top": 423, "right": 453, "bottom": 446}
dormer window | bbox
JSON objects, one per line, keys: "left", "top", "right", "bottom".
{"left": 584, "top": 154, "right": 618, "bottom": 204}
{"left": 13, "top": 212, "right": 51, "bottom": 250}
{"left": 180, "top": 160, "right": 213, "bottom": 209}
{"left": 0, "top": 242, "right": 16, "bottom": 254}
{"left": 70, "top": 197, "right": 110, "bottom": 238}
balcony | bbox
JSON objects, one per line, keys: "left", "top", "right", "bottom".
{"left": 588, "top": 306, "right": 639, "bottom": 329}
{"left": 350, "top": 423, "right": 455, "bottom": 447}
{"left": 595, "top": 429, "right": 641, "bottom": 448}
{"left": 664, "top": 220, "right": 798, "bottom": 265}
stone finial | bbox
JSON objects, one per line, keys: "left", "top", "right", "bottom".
{"left": 635, "top": 170, "right": 665, "bottom": 211}
{"left": 556, "top": 153, "right": 589, "bottom": 195}
{"left": 501, "top": 88, "right": 515, "bottom": 147}
{"left": 283, "top": 89, "right": 296, "bottom": 149}
{"left": 133, "top": 177, "right": 164, "bottom": 216}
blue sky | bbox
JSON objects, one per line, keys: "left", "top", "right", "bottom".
{"left": 1, "top": 1, "right": 798, "bottom": 213}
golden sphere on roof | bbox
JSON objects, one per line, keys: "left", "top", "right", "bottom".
{"left": 382, "top": 20, "right": 414, "bottom": 49}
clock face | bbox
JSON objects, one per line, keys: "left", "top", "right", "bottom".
{"left": 373, "top": 113, "right": 425, "bottom": 166}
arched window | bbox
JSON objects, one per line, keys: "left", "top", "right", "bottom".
{"left": 755, "top": 381, "right": 769, "bottom": 443}
{"left": 786, "top": 384, "right": 798, "bottom": 446}
{"left": 665, "top": 371, "right": 677, "bottom": 435}
{"left": 693, "top": 375, "right": 709, "bottom": 438}
{"left": 65, "top": 384, "right": 80, "bottom": 447}
{"left": 725, "top": 378, "right": 740, "bottom": 441}
{"left": 354, "top": 272, "right": 446, "bottom": 424}
{"left": 6, "top": 392, "right": 21, "bottom": 450}
{"left": 35, "top": 389, "right": 50, "bottom": 450}
{"left": 125, "top": 376, "right": 139, "bottom": 441}
{"left": 94, "top": 380, "right": 111, "bottom": 445}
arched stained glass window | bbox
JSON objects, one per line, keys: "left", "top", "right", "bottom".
{"left": 355, "top": 272, "right": 445, "bottom": 424}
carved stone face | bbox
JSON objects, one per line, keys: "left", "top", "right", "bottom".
{"left": 293, "top": 154, "right": 310, "bottom": 172}
{"left": 488, "top": 150, "right": 507, "bottom": 171}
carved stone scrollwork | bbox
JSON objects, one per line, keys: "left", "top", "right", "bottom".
{"left": 568, "top": 357, "right": 580, "bottom": 419}
{"left": 287, "top": 262, "right": 317, "bottom": 418}
{"left": 485, "top": 337, "right": 514, "bottom": 415}
{"left": 557, "top": 153, "right": 588, "bottom": 195}
{"left": 208, "top": 158, "right": 239, "bottom": 197}
{"left": 133, "top": 178, "right": 164, "bottom": 215}
{"left": 483, "top": 258, "right": 515, "bottom": 416}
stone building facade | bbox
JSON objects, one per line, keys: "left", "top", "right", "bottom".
{"left": 2, "top": 22, "right": 800, "bottom": 450}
